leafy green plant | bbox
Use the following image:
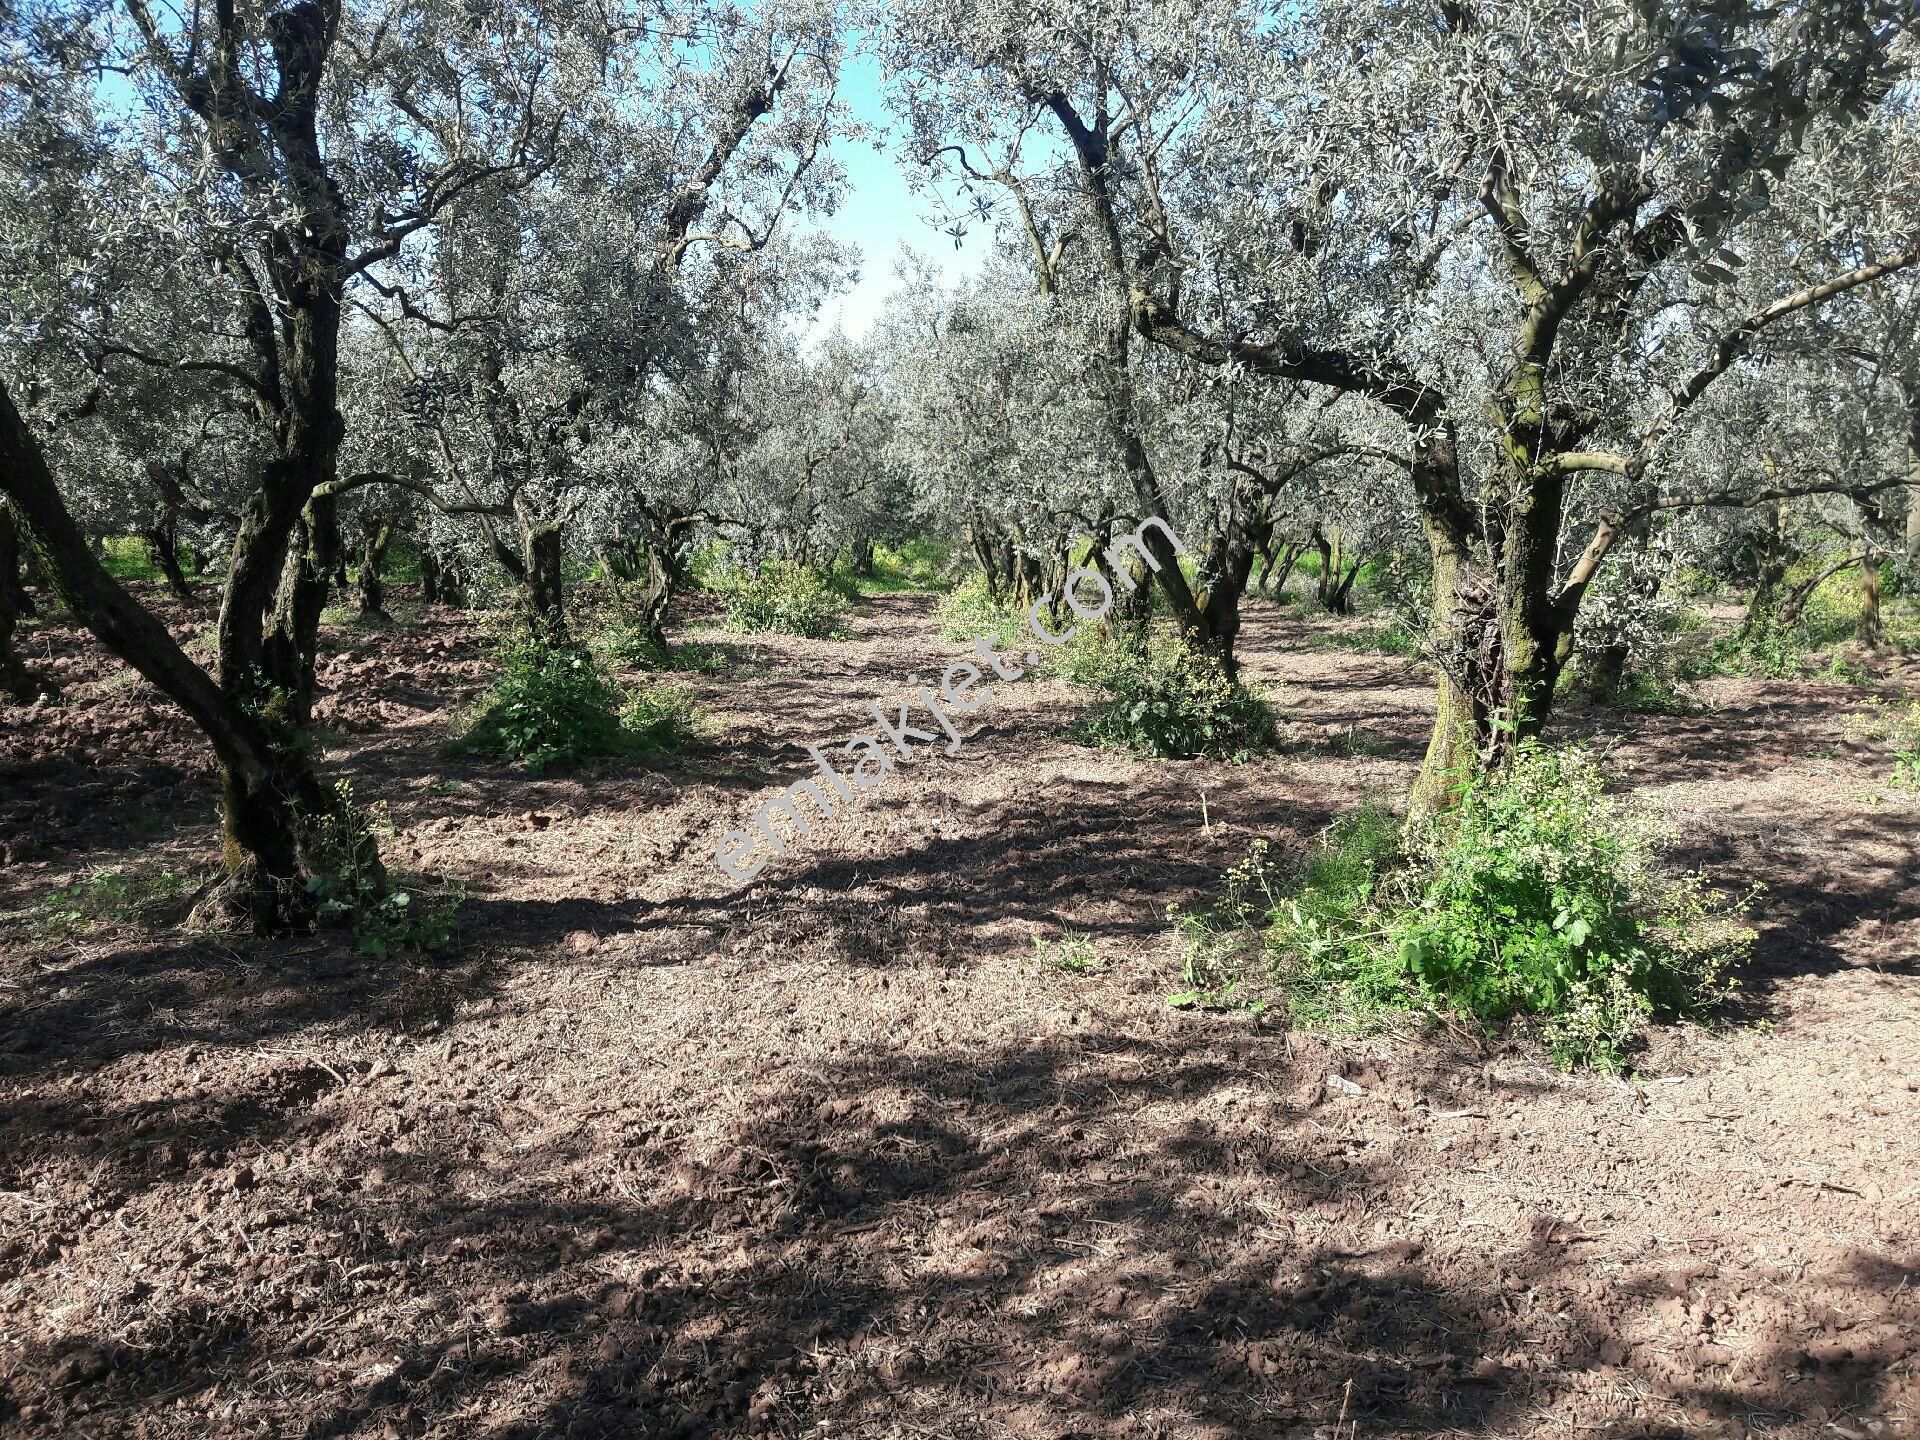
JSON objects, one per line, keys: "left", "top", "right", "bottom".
{"left": 1385, "top": 747, "right": 1751, "bottom": 1069}
{"left": 1031, "top": 929, "right": 1103, "bottom": 974}
{"left": 1166, "top": 837, "right": 1295, "bottom": 1011}
{"left": 1823, "top": 652, "right": 1869, "bottom": 685}
{"left": 720, "top": 561, "right": 848, "bottom": 638}
{"left": 1185, "top": 749, "right": 1755, "bottom": 1071}
{"left": 1076, "top": 634, "right": 1276, "bottom": 761}
{"left": 303, "top": 780, "right": 460, "bottom": 960}
{"left": 1261, "top": 806, "right": 1412, "bottom": 1031}
{"left": 1043, "top": 622, "right": 1134, "bottom": 686}
{"left": 452, "top": 623, "right": 694, "bottom": 772}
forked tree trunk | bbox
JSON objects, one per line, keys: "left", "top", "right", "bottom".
{"left": 420, "top": 548, "right": 463, "bottom": 609}
{"left": 1195, "top": 497, "right": 1275, "bottom": 681}
{"left": 143, "top": 513, "right": 197, "bottom": 601}
{"left": 850, "top": 537, "right": 876, "bottom": 578}
{"left": 261, "top": 495, "right": 342, "bottom": 728}
{"left": 1313, "top": 526, "right": 1338, "bottom": 609}
{"left": 1777, "top": 554, "right": 1864, "bottom": 627}
{"left": 1741, "top": 520, "right": 1791, "bottom": 635}
{"left": 1260, "top": 536, "right": 1308, "bottom": 594}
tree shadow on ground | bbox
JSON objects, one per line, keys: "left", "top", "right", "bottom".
{"left": 12, "top": 1030, "right": 1912, "bottom": 1439}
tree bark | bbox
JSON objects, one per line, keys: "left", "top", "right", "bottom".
{"left": 143, "top": 518, "right": 196, "bottom": 601}
{"left": 2, "top": 498, "right": 41, "bottom": 616}
{"left": 357, "top": 522, "right": 393, "bottom": 620}
{"left": 1856, "top": 557, "right": 1883, "bottom": 648}
{"left": 261, "top": 494, "right": 342, "bottom": 727}
{"left": 1259, "top": 536, "right": 1307, "bottom": 594}
{"left": 0, "top": 504, "right": 48, "bottom": 702}
{"left": 0, "top": 376, "right": 345, "bottom": 926}
{"left": 524, "top": 522, "right": 566, "bottom": 630}
{"left": 1741, "top": 518, "right": 1791, "bottom": 635}
{"left": 1406, "top": 437, "right": 1494, "bottom": 823}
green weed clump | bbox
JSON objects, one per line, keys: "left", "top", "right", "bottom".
{"left": 1076, "top": 633, "right": 1276, "bottom": 761}
{"left": 1697, "top": 618, "right": 1820, "bottom": 681}
{"left": 303, "top": 780, "right": 460, "bottom": 960}
{"left": 1175, "top": 745, "right": 1755, "bottom": 1071}
{"left": 1044, "top": 622, "right": 1136, "bottom": 686}
{"left": 721, "top": 561, "right": 847, "bottom": 639}
{"left": 453, "top": 623, "right": 694, "bottom": 773}
{"left": 597, "top": 621, "right": 738, "bottom": 676}
{"left": 936, "top": 574, "right": 1026, "bottom": 648}
{"left": 1383, "top": 747, "right": 1750, "bottom": 1070}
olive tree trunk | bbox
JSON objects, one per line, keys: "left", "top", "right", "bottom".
{"left": 357, "top": 522, "right": 393, "bottom": 620}
{"left": 1, "top": 377, "right": 350, "bottom": 927}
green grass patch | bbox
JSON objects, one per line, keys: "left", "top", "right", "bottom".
{"left": 843, "top": 537, "right": 955, "bottom": 594}
{"left": 36, "top": 866, "right": 201, "bottom": 940}
{"left": 936, "top": 575, "right": 1028, "bottom": 649}
{"left": 1030, "top": 928, "right": 1104, "bottom": 974}
{"left": 597, "top": 622, "right": 749, "bottom": 676}
{"left": 1310, "top": 619, "right": 1424, "bottom": 657}
{"left": 99, "top": 536, "right": 160, "bottom": 584}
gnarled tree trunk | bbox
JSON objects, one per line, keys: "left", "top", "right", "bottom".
{"left": 1, "top": 377, "right": 355, "bottom": 927}
{"left": 357, "top": 522, "right": 393, "bottom": 620}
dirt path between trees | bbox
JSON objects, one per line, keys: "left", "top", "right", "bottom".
{"left": 1, "top": 589, "right": 1916, "bottom": 1439}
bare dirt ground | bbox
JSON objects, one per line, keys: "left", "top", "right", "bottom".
{"left": 2, "top": 586, "right": 1917, "bottom": 1440}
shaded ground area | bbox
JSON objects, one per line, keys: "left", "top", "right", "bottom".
{"left": 1, "top": 587, "right": 1917, "bottom": 1439}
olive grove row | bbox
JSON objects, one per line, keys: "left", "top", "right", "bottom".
{"left": 1, "top": 0, "right": 1917, "bottom": 925}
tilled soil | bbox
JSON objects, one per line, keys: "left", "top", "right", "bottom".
{"left": 1, "top": 588, "right": 1917, "bottom": 1440}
